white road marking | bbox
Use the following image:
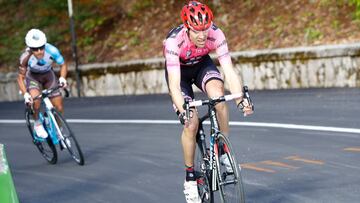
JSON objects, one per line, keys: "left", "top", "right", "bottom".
{"left": 1, "top": 119, "right": 360, "bottom": 134}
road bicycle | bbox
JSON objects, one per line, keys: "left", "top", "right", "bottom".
{"left": 24, "top": 86, "right": 85, "bottom": 165}
{"left": 184, "top": 86, "right": 254, "bottom": 203}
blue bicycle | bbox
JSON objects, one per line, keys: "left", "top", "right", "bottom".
{"left": 25, "top": 86, "right": 84, "bottom": 165}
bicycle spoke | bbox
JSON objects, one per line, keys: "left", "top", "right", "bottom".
{"left": 52, "top": 109, "right": 85, "bottom": 165}
{"left": 195, "top": 134, "right": 212, "bottom": 203}
{"left": 216, "top": 133, "right": 245, "bottom": 203}
{"left": 25, "top": 109, "right": 57, "bottom": 164}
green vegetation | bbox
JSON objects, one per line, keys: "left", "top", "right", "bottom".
{"left": 0, "top": 0, "right": 359, "bottom": 72}
{"left": 304, "top": 27, "right": 323, "bottom": 41}
{"left": 349, "top": 0, "right": 360, "bottom": 19}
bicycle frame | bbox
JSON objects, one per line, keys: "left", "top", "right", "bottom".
{"left": 187, "top": 89, "right": 252, "bottom": 202}
{"left": 31, "top": 87, "right": 66, "bottom": 145}
{"left": 197, "top": 101, "right": 225, "bottom": 192}
{"left": 42, "top": 98, "right": 61, "bottom": 145}
{"left": 26, "top": 86, "right": 84, "bottom": 165}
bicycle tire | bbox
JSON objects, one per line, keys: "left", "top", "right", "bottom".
{"left": 195, "top": 134, "right": 213, "bottom": 203}
{"left": 25, "top": 108, "right": 57, "bottom": 164}
{"left": 51, "top": 109, "right": 85, "bottom": 165}
{"left": 216, "top": 133, "right": 245, "bottom": 203}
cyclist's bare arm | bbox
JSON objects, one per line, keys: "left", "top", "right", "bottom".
{"left": 59, "top": 62, "right": 68, "bottom": 79}
{"left": 167, "top": 68, "right": 185, "bottom": 113}
{"left": 221, "top": 63, "right": 253, "bottom": 116}
{"left": 221, "top": 62, "right": 243, "bottom": 105}
{"left": 17, "top": 71, "right": 27, "bottom": 95}
{"left": 17, "top": 50, "right": 31, "bottom": 95}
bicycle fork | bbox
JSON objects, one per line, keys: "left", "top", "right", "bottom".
{"left": 210, "top": 134, "right": 220, "bottom": 192}
{"left": 209, "top": 109, "right": 221, "bottom": 192}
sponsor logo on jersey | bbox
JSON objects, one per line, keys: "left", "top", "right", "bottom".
{"left": 216, "top": 40, "right": 227, "bottom": 48}
{"left": 166, "top": 49, "right": 179, "bottom": 56}
{"left": 211, "top": 24, "right": 218, "bottom": 30}
{"left": 186, "top": 50, "right": 192, "bottom": 59}
{"left": 207, "top": 37, "right": 216, "bottom": 42}
{"left": 37, "top": 59, "right": 46, "bottom": 66}
{"left": 29, "top": 81, "right": 39, "bottom": 88}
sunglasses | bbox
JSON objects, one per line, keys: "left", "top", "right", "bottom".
{"left": 30, "top": 45, "right": 45, "bottom": 52}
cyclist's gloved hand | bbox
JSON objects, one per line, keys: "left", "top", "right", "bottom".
{"left": 237, "top": 98, "right": 253, "bottom": 117}
{"left": 179, "top": 109, "right": 194, "bottom": 127}
{"left": 178, "top": 111, "right": 189, "bottom": 126}
{"left": 24, "top": 92, "right": 33, "bottom": 104}
{"left": 59, "top": 77, "right": 67, "bottom": 88}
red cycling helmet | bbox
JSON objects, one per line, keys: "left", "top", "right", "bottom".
{"left": 181, "top": 1, "right": 213, "bottom": 31}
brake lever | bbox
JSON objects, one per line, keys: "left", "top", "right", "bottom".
{"left": 63, "top": 88, "right": 70, "bottom": 98}
{"left": 184, "top": 99, "right": 190, "bottom": 121}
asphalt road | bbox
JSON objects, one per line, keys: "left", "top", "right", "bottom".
{"left": 1, "top": 87, "right": 360, "bottom": 203}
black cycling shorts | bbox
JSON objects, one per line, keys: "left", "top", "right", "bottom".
{"left": 26, "top": 70, "right": 61, "bottom": 98}
{"left": 165, "top": 55, "right": 223, "bottom": 102}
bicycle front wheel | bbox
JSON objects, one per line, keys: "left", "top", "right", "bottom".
{"left": 52, "top": 109, "right": 85, "bottom": 165}
{"left": 216, "top": 133, "right": 245, "bottom": 203}
{"left": 195, "top": 135, "right": 212, "bottom": 203}
{"left": 25, "top": 108, "right": 57, "bottom": 164}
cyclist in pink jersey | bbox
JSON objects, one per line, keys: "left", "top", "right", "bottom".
{"left": 163, "top": 1, "right": 253, "bottom": 203}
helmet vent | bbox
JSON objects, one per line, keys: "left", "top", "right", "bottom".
{"left": 190, "top": 16, "right": 198, "bottom": 26}
{"left": 33, "top": 35, "right": 40, "bottom": 40}
{"left": 197, "top": 13, "right": 203, "bottom": 24}
{"left": 189, "top": 7, "right": 195, "bottom": 13}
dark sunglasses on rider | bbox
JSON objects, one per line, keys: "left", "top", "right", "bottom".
{"left": 30, "top": 45, "right": 45, "bottom": 52}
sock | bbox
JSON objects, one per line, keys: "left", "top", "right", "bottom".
{"left": 185, "top": 166, "right": 196, "bottom": 181}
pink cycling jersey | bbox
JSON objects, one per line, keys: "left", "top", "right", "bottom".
{"left": 163, "top": 24, "right": 232, "bottom": 73}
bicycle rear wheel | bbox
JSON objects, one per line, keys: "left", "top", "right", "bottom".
{"left": 195, "top": 135, "right": 213, "bottom": 203}
{"left": 25, "top": 109, "right": 57, "bottom": 164}
{"left": 51, "top": 109, "right": 85, "bottom": 165}
{"left": 216, "top": 133, "right": 245, "bottom": 203}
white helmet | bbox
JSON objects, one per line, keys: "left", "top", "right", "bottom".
{"left": 25, "top": 29, "right": 47, "bottom": 48}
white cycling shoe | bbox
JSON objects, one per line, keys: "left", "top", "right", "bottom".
{"left": 34, "top": 120, "right": 48, "bottom": 138}
{"left": 220, "top": 154, "right": 234, "bottom": 174}
{"left": 184, "top": 180, "right": 201, "bottom": 203}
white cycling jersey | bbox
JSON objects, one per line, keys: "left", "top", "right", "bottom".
{"left": 19, "top": 43, "right": 64, "bottom": 74}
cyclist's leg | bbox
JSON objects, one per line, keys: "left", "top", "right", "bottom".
{"left": 181, "top": 102, "right": 199, "bottom": 171}
{"left": 26, "top": 72, "right": 42, "bottom": 120}
{"left": 166, "top": 65, "right": 201, "bottom": 202}
{"left": 26, "top": 72, "right": 48, "bottom": 138}
{"left": 45, "top": 71, "right": 63, "bottom": 114}
{"left": 194, "top": 55, "right": 229, "bottom": 135}
{"left": 181, "top": 107, "right": 200, "bottom": 202}
{"left": 50, "top": 96, "right": 63, "bottom": 113}
{"left": 181, "top": 116, "right": 201, "bottom": 203}
{"left": 206, "top": 80, "right": 229, "bottom": 135}
{"left": 165, "top": 65, "right": 201, "bottom": 170}
{"left": 175, "top": 81, "right": 199, "bottom": 172}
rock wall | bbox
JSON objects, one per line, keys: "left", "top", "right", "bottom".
{"left": 1, "top": 43, "right": 360, "bottom": 101}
